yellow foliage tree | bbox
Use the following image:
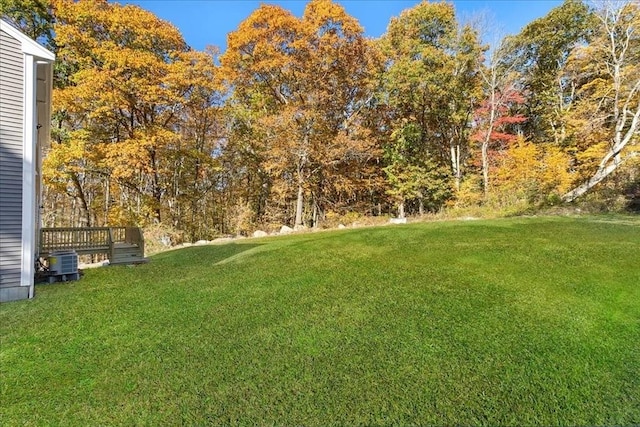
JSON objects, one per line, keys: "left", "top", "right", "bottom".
{"left": 562, "top": 1, "right": 640, "bottom": 201}
{"left": 46, "top": 0, "right": 223, "bottom": 227}
{"left": 492, "top": 138, "right": 572, "bottom": 207}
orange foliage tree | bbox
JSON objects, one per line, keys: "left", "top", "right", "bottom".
{"left": 221, "top": 0, "right": 383, "bottom": 227}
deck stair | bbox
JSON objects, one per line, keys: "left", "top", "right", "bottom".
{"left": 39, "top": 227, "right": 147, "bottom": 265}
{"left": 111, "top": 243, "right": 144, "bottom": 265}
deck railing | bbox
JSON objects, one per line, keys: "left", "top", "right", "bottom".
{"left": 39, "top": 226, "right": 144, "bottom": 259}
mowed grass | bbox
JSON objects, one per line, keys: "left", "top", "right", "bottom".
{"left": 1, "top": 216, "right": 639, "bottom": 426}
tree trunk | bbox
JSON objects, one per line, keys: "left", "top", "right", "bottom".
{"left": 71, "top": 173, "right": 91, "bottom": 227}
{"left": 295, "top": 182, "right": 304, "bottom": 226}
{"left": 563, "top": 157, "right": 622, "bottom": 202}
{"left": 104, "top": 176, "right": 110, "bottom": 226}
{"left": 150, "top": 149, "right": 162, "bottom": 223}
{"left": 312, "top": 203, "right": 318, "bottom": 228}
{"left": 481, "top": 140, "right": 489, "bottom": 197}
{"left": 450, "top": 142, "right": 461, "bottom": 191}
{"left": 398, "top": 199, "right": 405, "bottom": 219}
{"left": 482, "top": 89, "right": 497, "bottom": 197}
{"left": 294, "top": 132, "right": 309, "bottom": 227}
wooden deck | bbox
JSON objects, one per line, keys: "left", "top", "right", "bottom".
{"left": 39, "top": 227, "right": 147, "bottom": 265}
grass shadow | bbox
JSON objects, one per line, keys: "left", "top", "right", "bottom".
{"left": 151, "top": 242, "right": 265, "bottom": 266}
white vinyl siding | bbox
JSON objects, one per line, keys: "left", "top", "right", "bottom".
{"left": 0, "top": 29, "right": 25, "bottom": 294}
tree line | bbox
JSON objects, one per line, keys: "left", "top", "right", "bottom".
{"left": 2, "top": 0, "right": 638, "bottom": 240}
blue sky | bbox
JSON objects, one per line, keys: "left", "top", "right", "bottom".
{"left": 122, "top": 0, "right": 562, "bottom": 51}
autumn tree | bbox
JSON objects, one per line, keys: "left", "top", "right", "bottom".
{"left": 378, "top": 1, "right": 483, "bottom": 216}
{"left": 221, "top": 4, "right": 305, "bottom": 226}
{"left": 383, "top": 123, "right": 452, "bottom": 217}
{"left": 160, "top": 47, "right": 226, "bottom": 238}
{"left": 0, "top": 0, "right": 54, "bottom": 44}
{"left": 563, "top": 0, "right": 640, "bottom": 201}
{"left": 46, "top": 0, "right": 224, "bottom": 230}
{"left": 222, "top": 0, "right": 382, "bottom": 227}
{"left": 473, "top": 35, "right": 526, "bottom": 197}
{"left": 504, "top": 0, "right": 595, "bottom": 145}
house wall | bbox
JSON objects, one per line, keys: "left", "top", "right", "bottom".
{"left": 0, "top": 28, "right": 27, "bottom": 302}
{"left": 35, "top": 62, "right": 53, "bottom": 256}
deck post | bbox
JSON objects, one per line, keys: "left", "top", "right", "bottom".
{"left": 108, "top": 228, "right": 115, "bottom": 263}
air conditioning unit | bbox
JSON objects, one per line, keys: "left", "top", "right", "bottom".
{"left": 48, "top": 251, "right": 79, "bottom": 283}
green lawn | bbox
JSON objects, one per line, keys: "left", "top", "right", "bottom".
{"left": 1, "top": 216, "right": 639, "bottom": 425}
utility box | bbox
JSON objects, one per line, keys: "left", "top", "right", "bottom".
{"left": 48, "top": 251, "right": 79, "bottom": 283}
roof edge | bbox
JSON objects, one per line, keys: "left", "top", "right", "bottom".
{"left": 0, "top": 19, "right": 55, "bottom": 61}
